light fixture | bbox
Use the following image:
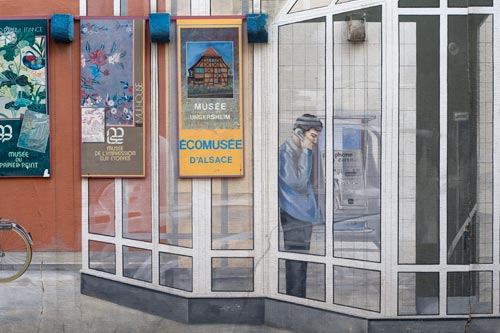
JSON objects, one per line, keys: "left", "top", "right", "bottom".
{"left": 347, "top": 13, "right": 366, "bottom": 42}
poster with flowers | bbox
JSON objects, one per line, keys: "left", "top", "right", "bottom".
{"left": 0, "top": 19, "right": 50, "bottom": 177}
{"left": 80, "top": 19, "right": 145, "bottom": 177}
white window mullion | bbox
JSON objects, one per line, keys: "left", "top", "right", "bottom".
{"left": 115, "top": 178, "right": 124, "bottom": 278}
{"left": 82, "top": 179, "right": 89, "bottom": 271}
{"left": 114, "top": 0, "right": 125, "bottom": 280}
{"left": 149, "top": 0, "right": 160, "bottom": 288}
{"left": 253, "top": 40, "right": 266, "bottom": 296}
{"left": 114, "top": 0, "right": 121, "bottom": 16}
{"left": 325, "top": 13, "right": 334, "bottom": 305}
{"left": 80, "top": 0, "right": 88, "bottom": 273}
{"left": 438, "top": 2, "right": 448, "bottom": 315}
{"left": 79, "top": 0, "right": 87, "bottom": 16}
{"left": 190, "top": 0, "right": 212, "bottom": 295}
{"left": 150, "top": 43, "right": 160, "bottom": 286}
{"left": 267, "top": 23, "right": 280, "bottom": 299}
{"left": 492, "top": 0, "right": 500, "bottom": 315}
{"left": 385, "top": 0, "right": 399, "bottom": 318}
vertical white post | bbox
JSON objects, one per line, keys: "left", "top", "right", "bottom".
{"left": 190, "top": 0, "right": 212, "bottom": 294}
{"left": 150, "top": 0, "right": 160, "bottom": 286}
{"left": 492, "top": 0, "right": 500, "bottom": 315}
{"left": 439, "top": 0, "right": 449, "bottom": 316}
{"left": 80, "top": 0, "right": 88, "bottom": 273}
{"left": 385, "top": 0, "right": 399, "bottom": 317}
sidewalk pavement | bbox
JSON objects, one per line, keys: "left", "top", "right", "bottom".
{"left": 0, "top": 252, "right": 292, "bottom": 333}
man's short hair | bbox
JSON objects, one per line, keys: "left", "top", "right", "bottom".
{"left": 294, "top": 114, "right": 323, "bottom": 132}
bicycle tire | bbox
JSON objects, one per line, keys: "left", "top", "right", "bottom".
{"left": 0, "top": 227, "right": 32, "bottom": 283}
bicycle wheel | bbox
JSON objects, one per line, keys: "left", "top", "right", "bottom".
{"left": 0, "top": 227, "right": 32, "bottom": 282}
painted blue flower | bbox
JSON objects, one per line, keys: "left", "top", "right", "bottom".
{"left": 89, "top": 65, "right": 101, "bottom": 78}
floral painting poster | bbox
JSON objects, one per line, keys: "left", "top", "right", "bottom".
{"left": 80, "top": 19, "right": 145, "bottom": 177}
{"left": 0, "top": 19, "right": 50, "bottom": 177}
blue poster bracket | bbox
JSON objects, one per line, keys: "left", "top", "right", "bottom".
{"left": 51, "top": 14, "right": 74, "bottom": 43}
{"left": 245, "top": 13, "right": 268, "bottom": 43}
{"left": 149, "top": 13, "right": 171, "bottom": 43}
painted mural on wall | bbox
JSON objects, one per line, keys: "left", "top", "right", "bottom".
{"left": 278, "top": 114, "right": 324, "bottom": 298}
{"left": 177, "top": 19, "right": 243, "bottom": 177}
{"left": 80, "top": 19, "right": 145, "bottom": 177}
{"left": 0, "top": 19, "right": 49, "bottom": 177}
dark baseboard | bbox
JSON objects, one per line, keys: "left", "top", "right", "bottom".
{"left": 81, "top": 273, "right": 500, "bottom": 333}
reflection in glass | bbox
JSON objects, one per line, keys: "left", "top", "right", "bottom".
{"left": 333, "top": 7, "right": 381, "bottom": 262}
{"left": 278, "top": 259, "right": 325, "bottom": 301}
{"left": 398, "top": 0, "right": 439, "bottom": 7}
{"left": 333, "top": 266, "right": 380, "bottom": 312}
{"left": 211, "top": 257, "right": 254, "bottom": 292}
{"left": 447, "top": 271, "right": 492, "bottom": 314}
{"left": 447, "top": 15, "right": 493, "bottom": 265}
{"left": 159, "top": 76, "right": 193, "bottom": 248}
{"left": 211, "top": 0, "right": 252, "bottom": 15}
{"left": 123, "top": 179, "right": 152, "bottom": 242}
{"left": 123, "top": 246, "right": 152, "bottom": 283}
{"left": 212, "top": 178, "right": 253, "bottom": 249}
{"left": 398, "top": 272, "right": 439, "bottom": 315}
{"left": 171, "top": 0, "right": 191, "bottom": 15}
{"left": 159, "top": 252, "right": 193, "bottom": 292}
{"left": 88, "top": 179, "right": 115, "bottom": 236}
{"left": 398, "top": 16, "right": 440, "bottom": 264}
{"left": 261, "top": 0, "right": 289, "bottom": 21}
{"left": 89, "top": 240, "right": 116, "bottom": 274}
{"left": 278, "top": 19, "right": 326, "bottom": 258}
{"left": 448, "top": 0, "right": 493, "bottom": 7}
{"left": 289, "top": 0, "right": 332, "bottom": 13}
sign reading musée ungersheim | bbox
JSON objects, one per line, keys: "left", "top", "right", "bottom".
{"left": 177, "top": 19, "right": 244, "bottom": 177}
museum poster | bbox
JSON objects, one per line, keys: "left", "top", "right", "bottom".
{"left": 177, "top": 19, "right": 244, "bottom": 177}
{"left": 0, "top": 19, "right": 50, "bottom": 177}
{"left": 80, "top": 19, "right": 145, "bottom": 177}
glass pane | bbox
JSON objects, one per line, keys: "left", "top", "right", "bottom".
{"left": 289, "top": 0, "right": 332, "bottom": 13}
{"left": 261, "top": 0, "right": 288, "bottom": 22}
{"left": 447, "top": 271, "right": 492, "bottom": 314}
{"left": 398, "top": 16, "right": 440, "bottom": 264}
{"left": 398, "top": 0, "right": 440, "bottom": 7}
{"left": 123, "top": 179, "right": 152, "bottom": 242}
{"left": 159, "top": 78, "right": 193, "bottom": 248}
{"left": 278, "top": 19, "right": 326, "bottom": 258}
{"left": 333, "top": 7, "right": 382, "bottom": 262}
{"left": 212, "top": 178, "right": 253, "bottom": 249}
{"left": 88, "top": 179, "right": 115, "bottom": 236}
{"left": 447, "top": 15, "right": 493, "bottom": 265}
{"left": 123, "top": 246, "right": 152, "bottom": 283}
{"left": 211, "top": 0, "right": 252, "bottom": 15}
{"left": 333, "top": 266, "right": 380, "bottom": 312}
{"left": 211, "top": 257, "right": 254, "bottom": 292}
{"left": 159, "top": 252, "right": 193, "bottom": 292}
{"left": 336, "top": 0, "right": 358, "bottom": 4}
{"left": 89, "top": 240, "right": 115, "bottom": 274}
{"left": 449, "top": 0, "right": 493, "bottom": 7}
{"left": 398, "top": 272, "right": 439, "bottom": 315}
{"left": 171, "top": 0, "right": 190, "bottom": 15}
{"left": 278, "top": 259, "right": 325, "bottom": 301}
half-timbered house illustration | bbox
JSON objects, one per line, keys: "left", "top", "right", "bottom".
{"left": 187, "top": 46, "right": 230, "bottom": 87}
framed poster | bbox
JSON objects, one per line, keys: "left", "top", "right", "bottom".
{"left": 80, "top": 19, "right": 145, "bottom": 177}
{"left": 177, "top": 19, "right": 244, "bottom": 177}
{"left": 0, "top": 19, "right": 49, "bottom": 177}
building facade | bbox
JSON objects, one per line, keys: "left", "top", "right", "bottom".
{"left": 1, "top": 0, "right": 499, "bottom": 332}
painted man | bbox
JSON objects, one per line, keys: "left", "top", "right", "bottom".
{"left": 278, "top": 113, "right": 323, "bottom": 298}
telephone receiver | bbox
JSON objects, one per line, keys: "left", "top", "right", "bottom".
{"left": 294, "top": 128, "right": 305, "bottom": 140}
